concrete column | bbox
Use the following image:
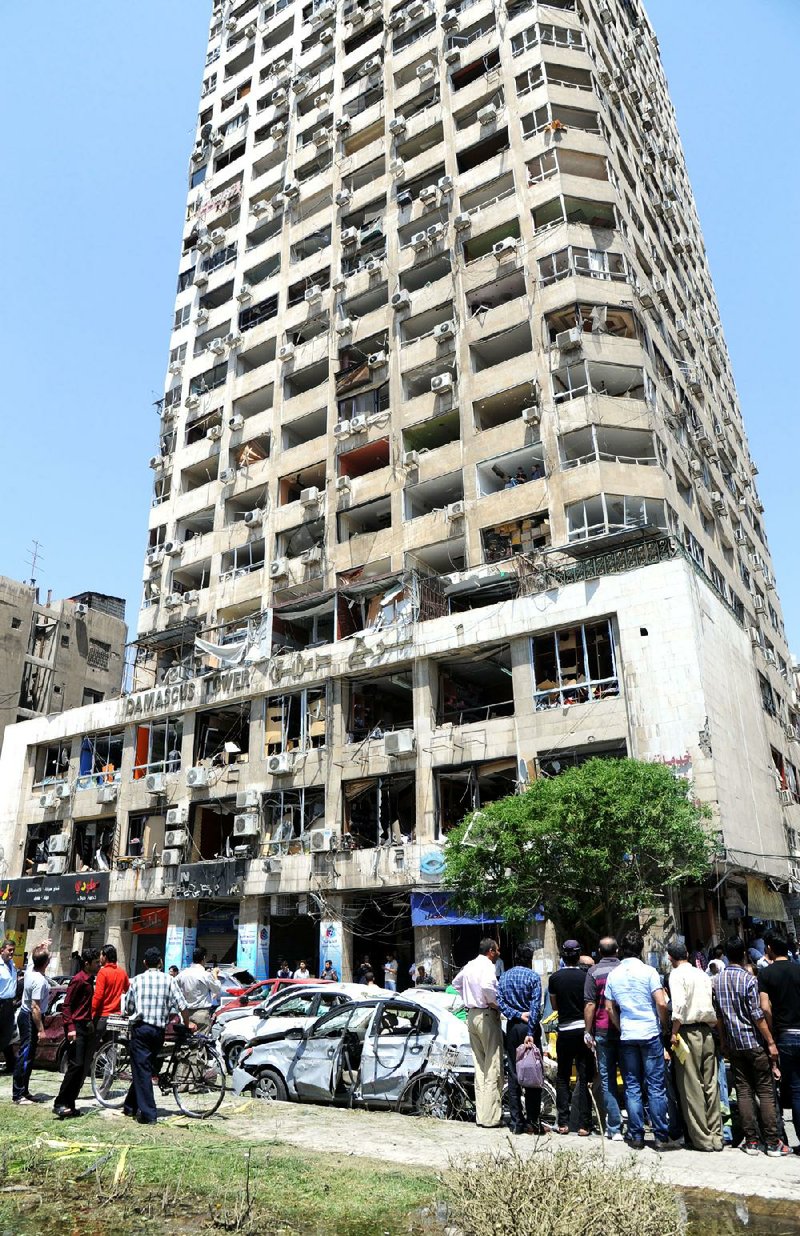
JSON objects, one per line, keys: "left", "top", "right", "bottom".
{"left": 236, "top": 894, "right": 269, "bottom": 979}
{"left": 412, "top": 656, "right": 437, "bottom": 842}
{"left": 104, "top": 901, "right": 134, "bottom": 972}
{"left": 165, "top": 898, "right": 198, "bottom": 971}
{"left": 413, "top": 923, "right": 451, "bottom": 986}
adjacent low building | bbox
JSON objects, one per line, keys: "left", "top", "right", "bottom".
{"left": 0, "top": 0, "right": 797, "bottom": 977}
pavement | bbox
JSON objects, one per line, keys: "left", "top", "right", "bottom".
{"left": 9, "top": 1069, "right": 800, "bottom": 1207}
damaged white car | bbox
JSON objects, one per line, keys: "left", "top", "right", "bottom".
{"left": 231, "top": 993, "right": 474, "bottom": 1111}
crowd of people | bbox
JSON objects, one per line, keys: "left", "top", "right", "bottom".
{"left": 452, "top": 929, "right": 800, "bottom": 1156}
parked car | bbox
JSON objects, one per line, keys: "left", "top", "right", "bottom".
{"left": 231, "top": 993, "right": 474, "bottom": 1108}
{"left": 214, "top": 983, "right": 374, "bottom": 1071}
{"left": 216, "top": 976, "right": 314, "bottom": 1012}
{"left": 8, "top": 985, "right": 70, "bottom": 1073}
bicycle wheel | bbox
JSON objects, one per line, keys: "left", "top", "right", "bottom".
{"left": 172, "top": 1043, "right": 226, "bottom": 1119}
{"left": 540, "top": 1079, "right": 557, "bottom": 1127}
{"left": 91, "top": 1041, "right": 134, "bottom": 1109}
{"left": 413, "top": 1075, "right": 471, "bottom": 1120}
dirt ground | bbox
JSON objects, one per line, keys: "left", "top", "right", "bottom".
{"left": 13, "top": 1069, "right": 800, "bottom": 1207}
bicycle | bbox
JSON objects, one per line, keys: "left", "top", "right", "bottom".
{"left": 91, "top": 1015, "right": 226, "bottom": 1119}
{"left": 398, "top": 1045, "right": 558, "bottom": 1124}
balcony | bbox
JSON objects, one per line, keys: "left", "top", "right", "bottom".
{"left": 565, "top": 493, "right": 668, "bottom": 545}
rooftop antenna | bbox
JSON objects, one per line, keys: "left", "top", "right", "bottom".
{"left": 26, "top": 539, "right": 44, "bottom": 588}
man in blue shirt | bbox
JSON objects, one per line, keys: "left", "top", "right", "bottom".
{"left": 497, "top": 944, "right": 543, "bottom": 1134}
{"left": 0, "top": 938, "right": 17, "bottom": 1073}
{"left": 604, "top": 929, "right": 679, "bottom": 1150}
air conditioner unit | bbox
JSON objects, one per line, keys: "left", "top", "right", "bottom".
{"left": 75, "top": 603, "right": 89, "bottom": 618}
{"left": 389, "top": 117, "right": 407, "bottom": 136}
{"left": 146, "top": 548, "right": 164, "bottom": 567}
{"left": 300, "top": 486, "right": 321, "bottom": 506}
{"left": 272, "top": 193, "right": 286, "bottom": 212}
{"left": 283, "top": 180, "right": 300, "bottom": 199}
{"left": 164, "top": 592, "right": 182, "bottom": 609}
{"left": 47, "top": 856, "right": 68, "bottom": 876}
{"left": 313, "top": 127, "right": 331, "bottom": 146}
{"left": 431, "top": 373, "right": 453, "bottom": 392}
{"left": 334, "top": 189, "right": 351, "bottom": 207}
{"left": 183, "top": 590, "right": 199, "bottom": 604}
{"left": 64, "top": 907, "right": 85, "bottom": 925}
{"left": 367, "top": 351, "right": 386, "bottom": 369}
{"left": 250, "top": 200, "right": 269, "bottom": 217}
{"left": 446, "top": 501, "right": 465, "bottom": 521}
{"left": 388, "top": 10, "right": 405, "bottom": 28}
{"left": 270, "top": 121, "right": 286, "bottom": 140}
{"left": 186, "top": 765, "right": 211, "bottom": 788}
{"left": 438, "top": 175, "right": 453, "bottom": 192}
{"left": 392, "top": 290, "right": 411, "bottom": 310}
{"left": 206, "top": 424, "right": 223, "bottom": 441}
{"left": 145, "top": 773, "right": 166, "bottom": 794}
{"left": 384, "top": 729, "right": 415, "bottom": 756}
{"left": 363, "top": 257, "right": 381, "bottom": 272}
{"left": 336, "top": 475, "right": 351, "bottom": 492}
{"left": 165, "top": 829, "right": 189, "bottom": 849}
{"left": 55, "top": 782, "right": 72, "bottom": 801}
{"left": 166, "top": 806, "right": 187, "bottom": 827}
{"left": 272, "top": 88, "right": 287, "bottom": 105}
{"left": 208, "top": 338, "right": 226, "bottom": 356}
{"left": 350, "top": 414, "right": 368, "bottom": 433}
{"left": 315, "top": 91, "right": 331, "bottom": 110}
{"left": 310, "top": 828, "right": 334, "bottom": 853}
{"left": 766, "top": 650, "right": 777, "bottom": 666}
{"left": 191, "top": 148, "right": 205, "bottom": 164}
{"left": 411, "top": 232, "right": 429, "bottom": 253}
{"left": 292, "top": 75, "right": 309, "bottom": 94}
{"left": 219, "top": 468, "right": 237, "bottom": 484}
{"left": 638, "top": 287, "right": 655, "bottom": 309}
{"left": 341, "top": 226, "right": 359, "bottom": 246}
{"left": 753, "top": 596, "right": 766, "bottom": 614}
{"left": 335, "top": 318, "right": 353, "bottom": 336}
{"left": 168, "top": 359, "right": 184, "bottom": 375}
{"left": 161, "top": 849, "right": 183, "bottom": 866}
{"left": 300, "top": 546, "right": 323, "bottom": 564}
{"left": 416, "top": 61, "right": 435, "bottom": 79}
{"left": 270, "top": 558, "right": 289, "bottom": 578}
{"left": 444, "top": 47, "right": 460, "bottom": 65}
{"left": 236, "top": 789, "right": 261, "bottom": 810}
{"left": 228, "top": 413, "right": 244, "bottom": 430}
{"left": 245, "top": 20, "right": 258, "bottom": 37}
{"left": 408, "top": 0, "right": 425, "bottom": 14}
{"left": 194, "top": 272, "right": 208, "bottom": 287}
{"left": 304, "top": 285, "right": 323, "bottom": 303}
{"left": 48, "top": 833, "right": 70, "bottom": 855}
{"left": 403, "top": 450, "right": 420, "bottom": 468}
{"left": 194, "top": 307, "right": 210, "bottom": 325}
{"left": 278, "top": 343, "right": 295, "bottom": 362}
{"left": 710, "top": 489, "right": 725, "bottom": 507}
{"left": 689, "top": 459, "right": 703, "bottom": 477}
{"left": 267, "top": 754, "right": 293, "bottom": 775}
{"left": 97, "top": 784, "right": 118, "bottom": 805}
{"left": 149, "top": 454, "right": 165, "bottom": 471}
{"left": 453, "top": 212, "right": 471, "bottom": 231}
{"left": 333, "top": 419, "right": 351, "bottom": 438}
{"left": 362, "top": 58, "right": 381, "bottom": 76}
{"left": 244, "top": 507, "right": 264, "bottom": 526}
{"left": 734, "top": 529, "right": 746, "bottom": 545}
{"left": 419, "top": 185, "right": 437, "bottom": 204}
{"left": 556, "top": 327, "right": 582, "bottom": 351}
{"left": 676, "top": 318, "right": 690, "bottom": 341}
{"left": 427, "top": 223, "right": 444, "bottom": 241}
{"left": 350, "top": 5, "right": 364, "bottom": 23}
{"left": 390, "top": 159, "right": 406, "bottom": 178}
{"left": 320, "top": 26, "right": 334, "bottom": 41}
{"left": 493, "top": 237, "right": 518, "bottom": 258}
{"left": 433, "top": 319, "right": 455, "bottom": 340}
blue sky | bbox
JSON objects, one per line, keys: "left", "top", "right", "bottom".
{"left": 0, "top": 1, "right": 798, "bottom": 649}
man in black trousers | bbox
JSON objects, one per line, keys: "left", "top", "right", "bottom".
{"left": 53, "top": 947, "right": 102, "bottom": 1118}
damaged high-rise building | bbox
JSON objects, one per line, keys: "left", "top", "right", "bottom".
{"left": 0, "top": 0, "right": 797, "bottom": 976}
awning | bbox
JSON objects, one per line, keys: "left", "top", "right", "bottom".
{"left": 746, "top": 876, "right": 788, "bottom": 921}
{"left": 411, "top": 891, "right": 503, "bottom": 929}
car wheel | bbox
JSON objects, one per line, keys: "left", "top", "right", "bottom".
{"left": 224, "top": 1041, "right": 246, "bottom": 1073}
{"left": 253, "top": 1068, "right": 288, "bottom": 1102}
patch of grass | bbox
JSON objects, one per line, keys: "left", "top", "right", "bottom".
{"left": 0, "top": 1104, "right": 437, "bottom": 1236}
{"left": 443, "top": 1145, "right": 685, "bottom": 1236}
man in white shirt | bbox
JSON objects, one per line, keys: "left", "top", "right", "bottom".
{"left": 293, "top": 960, "right": 311, "bottom": 980}
{"left": 383, "top": 953, "right": 399, "bottom": 991}
{"left": 13, "top": 947, "right": 50, "bottom": 1103}
{"left": 176, "top": 947, "right": 221, "bottom": 1029}
{"left": 453, "top": 938, "right": 503, "bottom": 1128}
{"left": 667, "top": 940, "right": 722, "bottom": 1152}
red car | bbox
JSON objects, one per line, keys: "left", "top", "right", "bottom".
{"left": 215, "top": 977, "right": 315, "bottom": 1018}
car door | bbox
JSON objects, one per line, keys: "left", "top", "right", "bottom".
{"left": 292, "top": 1002, "right": 378, "bottom": 1102}
{"left": 358, "top": 1001, "right": 438, "bottom": 1103}
{"left": 253, "top": 990, "right": 320, "bottom": 1039}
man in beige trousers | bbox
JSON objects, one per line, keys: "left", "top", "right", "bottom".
{"left": 453, "top": 938, "right": 504, "bottom": 1128}
{"left": 667, "top": 939, "right": 723, "bottom": 1152}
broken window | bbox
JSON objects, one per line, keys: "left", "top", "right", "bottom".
{"left": 437, "top": 645, "right": 514, "bottom": 725}
{"left": 336, "top": 572, "right": 412, "bottom": 639}
{"left": 565, "top": 494, "right": 667, "bottom": 542}
{"left": 264, "top": 788, "right": 326, "bottom": 854}
{"left": 272, "top": 596, "right": 335, "bottom": 652}
{"left": 125, "top": 811, "right": 165, "bottom": 861}
{"left": 34, "top": 741, "right": 71, "bottom": 787}
{"left": 403, "top": 410, "right": 461, "bottom": 454}
{"left": 72, "top": 817, "right": 116, "bottom": 874}
{"left": 278, "top": 461, "right": 326, "bottom": 506}
{"left": 337, "top": 438, "right": 390, "bottom": 479}
{"left": 404, "top": 471, "right": 464, "bottom": 520}
{"left": 481, "top": 512, "right": 550, "bottom": 564}
{"left": 343, "top": 774, "right": 416, "bottom": 848}
{"left": 19, "top": 662, "right": 54, "bottom": 714}
{"left": 347, "top": 672, "right": 414, "bottom": 742}
{"left": 538, "top": 246, "right": 626, "bottom": 286}
{"left": 559, "top": 426, "right": 657, "bottom": 469}
{"left": 265, "top": 689, "right": 327, "bottom": 755}
{"left": 132, "top": 717, "right": 183, "bottom": 778}
{"left": 759, "top": 673, "right": 777, "bottom": 718}
{"left": 193, "top": 704, "right": 250, "bottom": 767}
{"left": 277, "top": 518, "right": 325, "bottom": 561}
{"left": 77, "top": 731, "right": 124, "bottom": 786}
{"left": 435, "top": 760, "right": 518, "bottom": 835}
{"left": 536, "top": 741, "right": 627, "bottom": 779}
{"left": 337, "top": 495, "right": 392, "bottom": 542}
{"left": 544, "top": 303, "right": 637, "bottom": 346}
{"left": 476, "top": 444, "right": 545, "bottom": 494}
{"left": 23, "top": 822, "right": 68, "bottom": 877}
{"left": 190, "top": 798, "right": 239, "bottom": 861}
{"left": 532, "top": 619, "right": 618, "bottom": 710}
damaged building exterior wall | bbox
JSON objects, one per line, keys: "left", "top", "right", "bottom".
{"left": 0, "top": 0, "right": 798, "bottom": 974}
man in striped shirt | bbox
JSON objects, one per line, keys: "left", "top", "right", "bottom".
{"left": 712, "top": 935, "right": 781, "bottom": 1155}
{"left": 498, "top": 944, "right": 543, "bottom": 1134}
{"left": 124, "top": 948, "right": 195, "bottom": 1124}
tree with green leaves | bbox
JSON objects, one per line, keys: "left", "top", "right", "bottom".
{"left": 442, "top": 757, "right": 714, "bottom": 939}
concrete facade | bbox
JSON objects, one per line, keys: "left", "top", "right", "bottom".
{"left": 0, "top": 0, "right": 798, "bottom": 976}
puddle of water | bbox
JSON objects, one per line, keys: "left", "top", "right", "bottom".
{"left": 685, "top": 1192, "right": 800, "bottom": 1236}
